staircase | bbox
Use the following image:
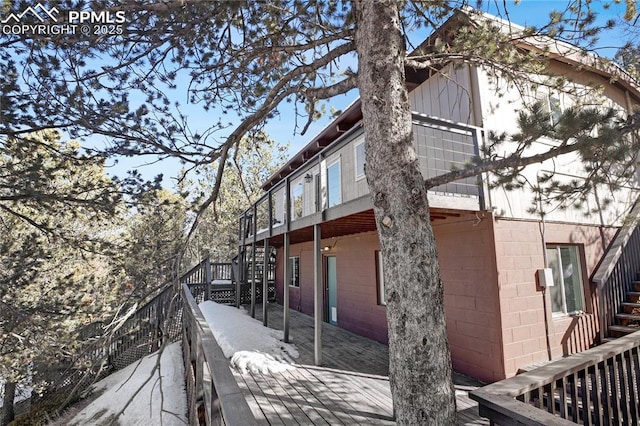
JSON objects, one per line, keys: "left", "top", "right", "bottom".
{"left": 593, "top": 198, "right": 640, "bottom": 343}
{"left": 607, "top": 279, "right": 640, "bottom": 339}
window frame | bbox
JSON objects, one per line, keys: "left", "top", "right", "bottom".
{"left": 290, "top": 180, "right": 304, "bottom": 221}
{"left": 326, "top": 159, "right": 342, "bottom": 208}
{"left": 354, "top": 139, "right": 366, "bottom": 181}
{"left": 546, "top": 244, "right": 586, "bottom": 316}
{"left": 289, "top": 256, "right": 300, "bottom": 288}
{"left": 537, "top": 92, "right": 563, "bottom": 126}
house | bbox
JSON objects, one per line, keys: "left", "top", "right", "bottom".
{"left": 235, "top": 10, "right": 640, "bottom": 384}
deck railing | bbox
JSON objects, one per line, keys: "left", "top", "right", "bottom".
{"left": 181, "top": 283, "right": 258, "bottom": 426}
{"left": 238, "top": 112, "right": 485, "bottom": 244}
{"left": 592, "top": 198, "right": 640, "bottom": 341}
{"left": 181, "top": 256, "right": 275, "bottom": 305}
{"left": 471, "top": 330, "right": 640, "bottom": 425}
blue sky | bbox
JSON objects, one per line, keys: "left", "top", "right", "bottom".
{"left": 104, "top": 0, "right": 633, "bottom": 188}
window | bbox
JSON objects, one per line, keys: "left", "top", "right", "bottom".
{"left": 289, "top": 256, "right": 300, "bottom": 287}
{"left": 546, "top": 245, "right": 585, "bottom": 315}
{"left": 291, "top": 181, "right": 303, "bottom": 220}
{"left": 548, "top": 95, "right": 562, "bottom": 126}
{"left": 539, "top": 93, "right": 563, "bottom": 126}
{"left": 355, "top": 140, "right": 365, "bottom": 181}
{"left": 327, "top": 161, "right": 342, "bottom": 208}
{"left": 376, "top": 251, "right": 386, "bottom": 305}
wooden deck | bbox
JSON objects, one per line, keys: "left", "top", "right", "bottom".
{"left": 231, "top": 303, "right": 489, "bottom": 425}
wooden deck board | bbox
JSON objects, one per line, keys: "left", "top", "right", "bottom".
{"left": 289, "top": 366, "right": 365, "bottom": 424}
{"left": 282, "top": 368, "right": 342, "bottom": 425}
{"left": 233, "top": 373, "right": 271, "bottom": 425}
{"left": 235, "top": 370, "right": 287, "bottom": 425}
{"left": 227, "top": 303, "right": 488, "bottom": 425}
{"left": 301, "top": 367, "right": 395, "bottom": 425}
{"left": 255, "top": 370, "right": 313, "bottom": 425}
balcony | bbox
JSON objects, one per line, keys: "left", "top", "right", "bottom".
{"left": 239, "top": 112, "right": 487, "bottom": 246}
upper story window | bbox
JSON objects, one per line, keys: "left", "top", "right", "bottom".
{"left": 546, "top": 245, "right": 585, "bottom": 315}
{"left": 539, "top": 92, "right": 563, "bottom": 126}
{"left": 291, "top": 181, "right": 303, "bottom": 220}
{"left": 327, "top": 160, "right": 342, "bottom": 208}
{"left": 355, "top": 140, "right": 365, "bottom": 181}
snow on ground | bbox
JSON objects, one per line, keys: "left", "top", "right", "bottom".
{"left": 199, "top": 300, "right": 299, "bottom": 373}
{"left": 44, "top": 301, "right": 293, "bottom": 424}
{"left": 64, "top": 341, "right": 187, "bottom": 426}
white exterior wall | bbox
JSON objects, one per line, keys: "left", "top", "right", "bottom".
{"left": 409, "top": 63, "right": 475, "bottom": 125}
{"left": 474, "top": 62, "right": 637, "bottom": 226}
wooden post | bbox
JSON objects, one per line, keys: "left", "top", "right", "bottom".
{"left": 250, "top": 243, "right": 256, "bottom": 318}
{"left": 284, "top": 176, "right": 292, "bottom": 342}
{"left": 251, "top": 205, "right": 257, "bottom": 318}
{"left": 262, "top": 238, "right": 269, "bottom": 326}
{"left": 268, "top": 191, "right": 273, "bottom": 237}
{"left": 236, "top": 216, "right": 243, "bottom": 308}
{"left": 204, "top": 257, "right": 212, "bottom": 301}
{"left": 314, "top": 224, "right": 322, "bottom": 366}
{"left": 283, "top": 232, "right": 290, "bottom": 343}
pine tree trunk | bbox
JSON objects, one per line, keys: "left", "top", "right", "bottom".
{"left": 354, "top": 1, "right": 457, "bottom": 424}
{"left": 1, "top": 381, "right": 16, "bottom": 426}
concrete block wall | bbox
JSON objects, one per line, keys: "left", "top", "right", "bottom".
{"left": 493, "top": 218, "right": 616, "bottom": 377}
{"left": 433, "top": 213, "right": 505, "bottom": 383}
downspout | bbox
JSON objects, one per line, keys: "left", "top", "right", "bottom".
{"left": 537, "top": 172, "right": 554, "bottom": 361}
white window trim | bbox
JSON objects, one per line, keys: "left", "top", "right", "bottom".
{"left": 547, "top": 245, "right": 585, "bottom": 317}
{"left": 290, "top": 179, "right": 304, "bottom": 221}
{"left": 326, "top": 159, "right": 342, "bottom": 208}
{"left": 354, "top": 139, "right": 366, "bottom": 181}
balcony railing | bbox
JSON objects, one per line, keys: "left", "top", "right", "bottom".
{"left": 181, "top": 283, "right": 258, "bottom": 425}
{"left": 239, "top": 113, "right": 486, "bottom": 243}
{"left": 470, "top": 330, "right": 640, "bottom": 425}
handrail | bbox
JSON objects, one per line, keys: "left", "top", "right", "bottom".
{"left": 592, "top": 197, "right": 640, "bottom": 285}
{"left": 471, "top": 330, "right": 640, "bottom": 425}
{"left": 592, "top": 196, "right": 640, "bottom": 340}
{"left": 181, "top": 283, "right": 258, "bottom": 425}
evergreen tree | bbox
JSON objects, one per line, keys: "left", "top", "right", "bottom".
{"left": 122, "top": 188, "right": 188, "bottom": 301}
{"left": 184, "top": 133, "right": 286, "bottom": 265}
{"left": 0, "top": 131, "right": 126, "bottom": 424}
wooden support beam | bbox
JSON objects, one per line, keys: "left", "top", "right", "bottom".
{"left": 313, "top": 224, "right": 322, "bottom": 366}
{"left": 262, "top": 238, "right": 269, "bottom": 326}
{"left": 250, "top": 242, "right": 256, "bottom": 318}
{"left": 204, "top": 256, "right": 212, "bottom": 301}
{"left": 251, "top": 203, "right": 257, "bottom": 318}
{"left": 283, "top": 232, "right": 290, "bottom": 343}
{"left": 236, "top": 217, "right": 243, "bottom": 308}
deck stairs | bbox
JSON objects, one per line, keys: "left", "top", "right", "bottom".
{"left": 606, "top": 279, "right": 640, "bottom": 341}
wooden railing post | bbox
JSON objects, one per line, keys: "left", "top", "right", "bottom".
{"left": 181, "top": 284, "right": 258, "bottom": 425}
{"left": 262, "top": 239, "right": 269, "bottom": 326}
{"left": 471, "top": 330, "right": 640, "bottom": 425}
{"left": 251, "top": 204, "right": 257, "bottom": 318}
{"left": 204, "top": 257, "right": 212, "bottom": 302}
